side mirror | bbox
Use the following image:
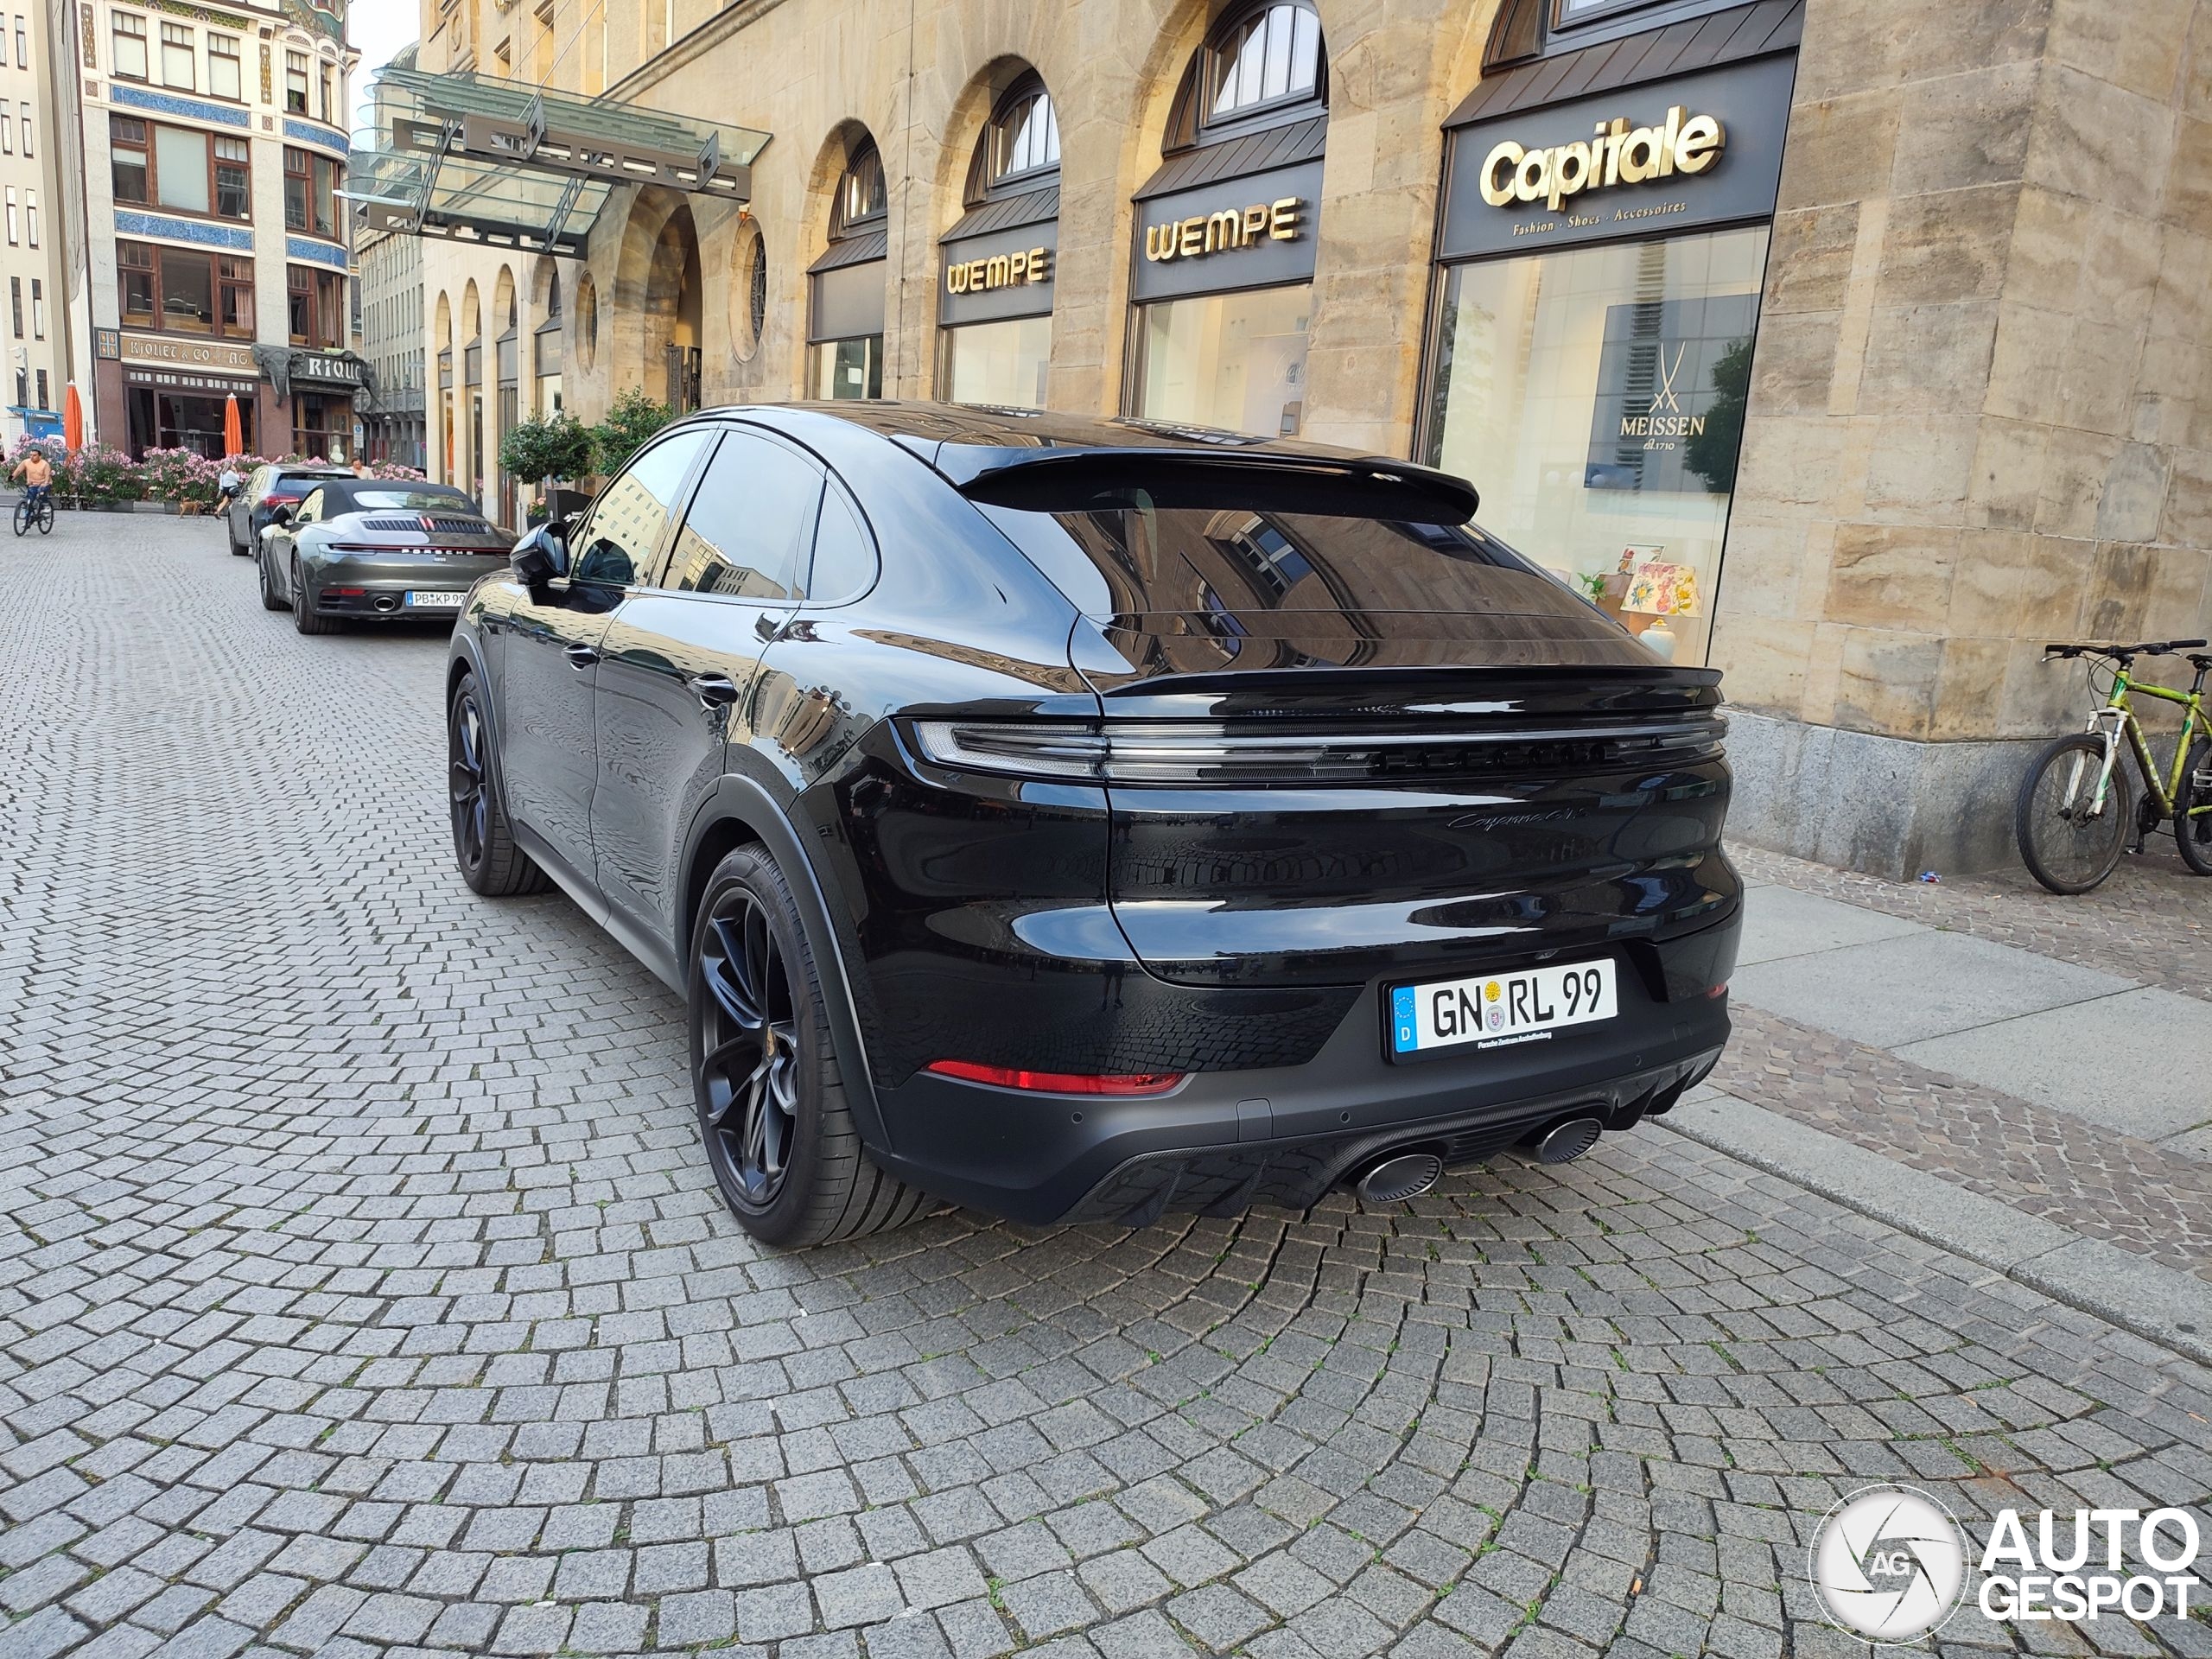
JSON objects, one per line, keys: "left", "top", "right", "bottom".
{"left": 512, "top": 524, "right": 568, "bottom": 586}
{"left": 267, "top": 505, "right": 293, "bottom": 527}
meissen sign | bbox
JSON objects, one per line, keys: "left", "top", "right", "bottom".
{"left": 1439, "top": 55, "right": 1796, "bottom": 261}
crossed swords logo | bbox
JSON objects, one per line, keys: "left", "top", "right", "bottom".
{"left": 1646, "top": 342, "right": 1688, "bottom": 415}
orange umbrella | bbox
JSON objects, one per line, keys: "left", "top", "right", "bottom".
{"left": 222, "top": 393, "right": 242, "bottom": 457}
{"left": 62, "top": 384, "right": 83, "bottom": 451}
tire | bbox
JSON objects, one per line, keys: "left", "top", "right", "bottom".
{"left": 2177, "top": 737, "right": 2212, "bottom": 877}
{"left": 257, "top": 549, "right": 287, "bottom": 611}
{"left": 690, "top": 844, "right": 931, "bottom": 1248}
{"left": 2016, "top": 731, "right": 2132, "bottom": 894}
{"left": 37, "top": 499, "right": 53, "bottom": 534}
{"left": 448, "top": 674, "right": 550, "bottom": 897}
{"left": 10, "top": 501, "right": 26, "bottom": 537}
{"left": 291, "top": 558, "right": 341, "bottom": 634}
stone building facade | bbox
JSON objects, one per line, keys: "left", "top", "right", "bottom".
{"left": 0, "top": 0, "right": 86, "bottom": 442}
{"left": 400, "top": 0, "right": 2212, "bottom": 877}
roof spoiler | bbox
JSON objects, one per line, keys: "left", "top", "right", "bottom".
{"left": 937, "top": 445, "right": 1480, "bottom": 524}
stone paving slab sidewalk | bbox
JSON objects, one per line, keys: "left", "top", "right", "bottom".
{"left": 1678, "top": 844, "right": 2212, "bottom": 1357}
{"left": 2, "top": 516, "right": 2210, "bottom": 1659}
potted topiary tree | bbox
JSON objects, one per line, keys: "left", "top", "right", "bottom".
{"left": 499, "top": 411, "right": 596, "bottom": 527}
{"left": 590, "top": 388, "right": 674, "bottom": 477}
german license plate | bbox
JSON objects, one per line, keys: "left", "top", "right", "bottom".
{"left": 405, "top": 590, "right": 465, "bottom": 608}
{"left": 1389, "top": 959, "right": 1618, "bottom": 1058}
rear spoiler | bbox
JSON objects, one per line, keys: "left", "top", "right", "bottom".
{"left": 924, "top": 444, "right": 1480, "bottom": 524}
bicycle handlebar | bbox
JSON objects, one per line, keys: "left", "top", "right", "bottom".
{"left": 2043, "top": 639, "right": 2209, "bottom": 661}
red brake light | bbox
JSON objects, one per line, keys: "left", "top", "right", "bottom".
{"left": 925, "top": 1060, "right": 1184, "bottom": 1096}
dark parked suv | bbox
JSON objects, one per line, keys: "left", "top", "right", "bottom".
{"left": 448, "top": 405, "right": 1740, "bottom": 1246}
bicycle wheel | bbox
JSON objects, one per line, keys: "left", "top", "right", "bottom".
{"left": 36, "top": 498, "right": 53, "bottom": 534}
{"left": 2016, "top": 732, "right": 2133, "bottom": 894}
{"left": 2177, "top": 737, "right": 2212, "bottom": 877}
{"left": 10, "top": 500, "right": 27, "bottom": 537}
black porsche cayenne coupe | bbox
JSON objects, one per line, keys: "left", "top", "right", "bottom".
{"left": 447, "top": 404, "right": 1740, "bottom": 1246}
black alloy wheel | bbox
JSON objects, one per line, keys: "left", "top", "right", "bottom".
{"left": 689, "top": 846, "right": 930, "bottom": 1247}
{"left": 697, "top": 884, "right": 802, "bottom": 1210}
{"left": 447, "top": 676, "right": 548, "bottom": 896}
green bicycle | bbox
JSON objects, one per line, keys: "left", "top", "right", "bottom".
{"left": 2015, "top": 638, "right": 2212, "bottom": 893}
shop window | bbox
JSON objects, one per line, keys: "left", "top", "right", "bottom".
{"left": 941, "top": 315, "right": 1051, "bottom": 410}
{"left": 1132, "top": 285, "right": 1309, "bottom": 437}
{"left": 159, "top": 22, "right": 192, "bottom": 89}
{"left": 283, "top": 145, "right": 340, "bottom": 238}
{"left": 988, "top": 84, "right": 1058, "bottom": 185}
{"left": 810, "top": 335, "right": 880, "bottom": 400}
{"left": 207, "top": 32, "right": 240, "bottom": 99}
{"left": 1205, "top": 2, "right": 1322, "bottom": 124}
{"left": 293, "top": 391, "right": 346, "bottom": 462}
{"left": 111, "top": 10, "right": 147, "bottom": 79}
{"left": 288, "top": 263, "right": 343, "bottom": 348}
{"left": 1425, "top": 226, "right": 1770, "bottom": 668}
{"left": 285, "top": 49, "right": 308, "bottom": 113}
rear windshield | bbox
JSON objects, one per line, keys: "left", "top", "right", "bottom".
{"left": 351, "top": 489, "right": 483, "bottom": 514}
{"left": 973, "top": 483, "right": 1614, "bottom": 628}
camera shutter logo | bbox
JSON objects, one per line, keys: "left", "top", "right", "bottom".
{"left": 1810, "top": 1484, "right": 1970, "bottom": 1643}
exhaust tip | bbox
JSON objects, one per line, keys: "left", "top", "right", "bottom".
{"left": 1535, "top": 1117, "right": 1604, "bottom": 1165}
{"left": 1357, "top": 1152, "right": 1443, "bottom": 1205}
{"left": 373, "top": 594, "right": 400, "bottom": 613}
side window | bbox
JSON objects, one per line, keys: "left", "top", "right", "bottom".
{"left": 666, "top": 429, "right": 822, "bottom": 601}
{"left": 571, "top": 431, "right": 712, "bottom": 589}
{"left": 808, "top": 484, "right": 877, "bottom": 604}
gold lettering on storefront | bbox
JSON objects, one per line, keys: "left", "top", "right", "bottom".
{"left": 944, "top": 245, "right": 1052, "bottom": 295}
{"left": 1143, "top": 196, "right": 1303, "bottom": 262}
{"left": 1478, "top": 107, "right": 1724, "bottom": 213}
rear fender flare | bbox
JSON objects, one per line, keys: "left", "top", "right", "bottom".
{"left": 680, "top": 775, "right": 891, "bottom": 1156}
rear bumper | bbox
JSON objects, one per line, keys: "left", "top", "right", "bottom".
{"left": 306, "top": 569, "right": 495, "bottom": 618}
{"left": 864, "top": 932, "right": 1734, "bottom": 1224}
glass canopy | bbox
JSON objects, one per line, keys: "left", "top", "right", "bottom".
{"left": 346, "top": 67, "right": 770, "bottom": 254}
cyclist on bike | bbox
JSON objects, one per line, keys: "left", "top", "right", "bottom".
{"left": 11, "top": 447, "right": 54, "bottom": 515}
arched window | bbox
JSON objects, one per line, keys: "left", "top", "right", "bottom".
{"left": 1205, "top": 1, "right": 1322, "bottom": 124}
{"left": 987, "top": 81, "right": 1058, "bottom": 186}
{"left": 831, "top": 142, "right": 886, "bottom": 238}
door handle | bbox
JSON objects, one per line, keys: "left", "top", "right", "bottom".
{"left": 688, "top": 672, "right": 741, "bottom": 709}
{"left": 563, "top": 642, "right": 600, "bottom": 668}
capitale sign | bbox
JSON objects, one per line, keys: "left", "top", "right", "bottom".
{"left": 1439, "top": 54, "right": 1796, "bottom": 262}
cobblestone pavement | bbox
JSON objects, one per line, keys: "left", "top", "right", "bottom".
{"left": 3, "top": 518, "right": 2210, "bottom": 1659}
